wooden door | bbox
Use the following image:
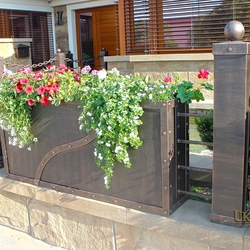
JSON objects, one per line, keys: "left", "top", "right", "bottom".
{"left": 76, "top": 5, "right": 119, "bottom": 70}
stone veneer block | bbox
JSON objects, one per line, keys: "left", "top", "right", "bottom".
{"left": 115, "top": 222, "right": 209, "bottom": 250}
{"left": 134, "top": 62, "right": 157, "bottom": 72}
{"left": 29, "top": 200, "right": 114, "bottom": 250}
{"left": 0, "top": 190, "right": 29, "bottom": 233}
{"left": 243, "top": 227, "right": 250, "bottom": 250}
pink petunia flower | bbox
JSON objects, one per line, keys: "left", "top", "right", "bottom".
{"left": 19, "top": 78, "right": 29, "bottom": 85}
{"left": 27, "top": 99, "right": 35, "bottom": 106}
{"left": 36, "top": 86, "right": 46, "bottom": 95}
{"left": 24, "top": 86, "right": 34, "bottom": 94}
{"left": 91, "top": 70, "right": 99, "bottom": 76}
{"left": 81, "top": 65, "right": 91, "bottom": 74}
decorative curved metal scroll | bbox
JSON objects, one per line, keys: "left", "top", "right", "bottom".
{"left": 34, "top": 131, "right": 96, "bottom": 186}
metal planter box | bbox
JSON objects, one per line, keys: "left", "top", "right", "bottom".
{"left": 1, "top": 100, "right": 186, "bottom": 216}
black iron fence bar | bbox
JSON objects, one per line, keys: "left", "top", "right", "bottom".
{"left": 178, "top": 165, "right": 212, "bottom": 173}
{"left": 178, "top": 190, "right": 212, "bottom": 199}
{"left": 177, "top": 112, "right": 213, "bottom": 118}
{"left": 178, "top": 139, "right": 213, "bottom": 147}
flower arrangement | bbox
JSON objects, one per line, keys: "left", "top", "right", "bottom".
{"left": 0, "top": 65, "right": 212, "bottom": 188}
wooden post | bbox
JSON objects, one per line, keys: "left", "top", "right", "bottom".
{"left": 54, "top": 49, "right": 66, "bottom": 67}
{"left": 211, "top": 21, "right": 249, "bottom": 226}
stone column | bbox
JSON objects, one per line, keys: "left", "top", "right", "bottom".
{"left": 54, "top": 49, "right": 66, "bottom": 67}
{"left": 211, "top": 21, "right": 249, "bottom": 226}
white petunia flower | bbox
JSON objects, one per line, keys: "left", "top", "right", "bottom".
{"left": 98, "top": 69, "right": 107, "bottom": 80}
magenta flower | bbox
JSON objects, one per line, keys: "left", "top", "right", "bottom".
{"left": 198, "top": 69, "right": 210, "bottom": 79}
{"left": 27, "top": 99, "right": 35, "bottom": 106}
{"left": 163, "top": 76, "right": 172, "bottom": 83}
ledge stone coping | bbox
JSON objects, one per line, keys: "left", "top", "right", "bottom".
{"left": 0, "top": 168, "right": 250, "bottom": 249}
{"left": 104, "top": 54, "right": 214, "bottom": 62}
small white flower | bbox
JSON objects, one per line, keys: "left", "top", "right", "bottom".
{"left": 10, "top": 129, "right": 16, "bottom": 136}
{"left": 98, "top": 153, "right": 103, "bottom": 160}
{"left": 148, "top": 94, "right": 153, "bottom": 100}
{"left": 115, "top": 146, "right": 122, "bottom": 153}
{"left": 107, "top": 126, "right": 112, "bottom": 131}
{"left": 104, "top": 176, "right": 108, "bottom": 185}
{"left": 86, "top": 112, "right": 92, "bottom": 116}
{"left": 23, "top": 126, "right": 28, "bottom": 131}
{"left": 27, "top": 147, "right": 31, "bottom": 151}
{"left": 130, "top": 132, "right": 136, "bottom": 137}
{"left": 98, "top": 69, "right": 107, "bottom": 80}
{"left": 123, "top": 157, "right": 129, "bottom": 163}
{"left": 106, "top": 142, "right": 111, "bottom": 147}
{"left": 33, "top": 138, "right": 38, "bottom": 143}
{"left": 110, "top": 68, "right": 120, "bottom": 76}
{"left": 94, "top": 149, "right": 97, "bottom": 156}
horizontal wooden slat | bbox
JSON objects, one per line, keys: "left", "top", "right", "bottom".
{"left": 124, "top": 0, "right": 250, "bottom": 54}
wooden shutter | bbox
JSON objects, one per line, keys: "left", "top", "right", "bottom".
{"left": 123, "top": 0, "right": 250, "bottom": 54}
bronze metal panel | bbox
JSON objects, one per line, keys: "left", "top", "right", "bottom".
{"left": 1, "top": 100, "right": 186, "bottom": 216}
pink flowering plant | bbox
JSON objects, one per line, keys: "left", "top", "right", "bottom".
{"left": 0, "top": 65, "right": 212, "bottom": 188}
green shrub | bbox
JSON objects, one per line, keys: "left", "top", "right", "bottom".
{"left": 194, "top": 109, "right": 213, "bottom": 150}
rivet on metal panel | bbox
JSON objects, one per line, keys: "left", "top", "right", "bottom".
{"left": 165, "top": 211, "right": 168, "bottom": 214}
{"left": 162, "top": 131, "right": 167, "bottom": 135}
{"left": 177, "top": 125, "right": 180, "bottom": 128}
{"left": 186, "top": 122, "right": 189, "bottom": 126}
{"left": 84, "top": 138, "right": 88, "bottom": 142}
{"left": 114, "top": 200, "right": 117, "bottom": 203}
{"left": 224, "top": 219, "right": 228, "bottom": 223}
{"left": 138, "top": 205, "right": 142, "bottom": 208}
{"left": 52, "top": 185, "right": 55, "bottom": 189}
{"left": 92, "top": 194, "right": 95, "bottom": 198}
{"left": 164, "top": 186, "right": 168, "bottom": 189}
{"left": 163, "top": 159, "right": 167, "bottom": 163}
{"left": 68, "top": 144, "right": 71, "bottom": 148}
{"left": 168, "top": 102, "right": 171, "bottom": 106}
{"left": 41, "top": 163, "right": 44, "bottom": 166}
{"left": 178, "top": 176, "right": 180, "bottom": 180}
{"left": 170, "top": 184, "right": 172, "bottom": 188}
{"left": 169, "top": 131, "right": 171, "bottom": 134}
{"left": 162, "top": 103, "right": 166, "bottom": 106}
{"left": 177, "top": 151, "right": 180, "bottom": 155}
{"left": 52, "top": 151, "right": 55, "bottom": 154}
{"left": 227, "top": 47, "right": 232, "bottom": 52}
{"left": 170, "top": 210, "right": 172, "bottom": 213}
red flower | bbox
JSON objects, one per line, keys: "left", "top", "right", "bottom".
{"left": 36, "top": 86, "right": 46, "bottom": 95}
{"left": 27, "top": 99, "right": 35, "bottom": 106}
{"left": 15, "top": 83, "right": 23, "bottom": 93}
{"left": 19, "top": 78, "right": 29, "bottom": 85}
{"left": 163, "top": 76, "right": 172, "bottom": 83}
{"left": 74, "top": 75, "right": 80, "bottom": 82}
{"left": 40, "top": 96, "right": 50, "bottom": 106}
{"left": 24, "top": 85, "right": 34, "bottom": 94}
{"left": 198, "top": 69, "right": 209, "bottom": 79}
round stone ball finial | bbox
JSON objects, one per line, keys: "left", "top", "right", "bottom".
{"left": 224, "top": 21, "right": 245, "bottom": 41}
{"left": 57, "top": 48, "right": 61, "bottom": 53}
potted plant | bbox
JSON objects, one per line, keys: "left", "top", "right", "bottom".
{"left": 0, "top": 65, "right": 212, "bottom": 188}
